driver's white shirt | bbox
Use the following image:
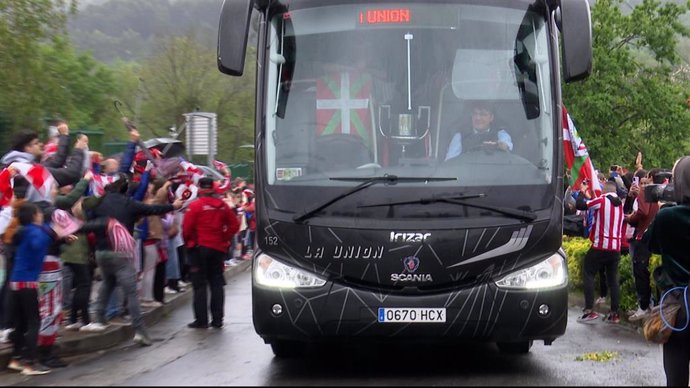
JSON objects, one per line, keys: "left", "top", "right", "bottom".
{"left": 444, "top": 128, "right": 513, "bottom": 161}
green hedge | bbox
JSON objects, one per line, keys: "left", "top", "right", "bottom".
{"left": 563, "top": 236, "right": 661, "bottom": 313}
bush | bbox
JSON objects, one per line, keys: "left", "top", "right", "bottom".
{"left": 618, "top": 253, "right": 636, "bottom": 313}
{"left": 563, "top": 236, "right": 662, "bottom": 313}
{"left": 563, "top": 235, "right": 590, "bottom": 291}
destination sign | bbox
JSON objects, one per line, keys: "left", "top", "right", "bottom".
{"left": 358, "top": 8, "right": 411, "bottom": 25}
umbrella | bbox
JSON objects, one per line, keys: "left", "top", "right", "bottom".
{"left": 142, "top": 137, "right": 186, "bottom": 158}
{"left": 155, "top": 157, "right": 185, "bottom": 179}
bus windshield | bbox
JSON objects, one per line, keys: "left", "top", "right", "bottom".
{"left": 263, "top": 2, "right": 554, "bottom": 216}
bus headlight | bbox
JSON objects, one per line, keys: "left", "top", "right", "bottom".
{"left": 495, "top": 253, "right": 568, "bottom": 290}
{"left": 254, "top": 253, "right": 327, "bottom": 289}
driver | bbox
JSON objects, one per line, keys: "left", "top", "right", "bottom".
{"left": 444, "top": 100, "right": 513, "bottom": 161}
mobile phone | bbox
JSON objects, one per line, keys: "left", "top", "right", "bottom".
{"left": 633, "top": 176, "right": 640, "bottom": 185}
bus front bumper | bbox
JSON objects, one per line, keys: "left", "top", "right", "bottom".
{"left": 252, "top": 280, "right": 568, "bottom": 345}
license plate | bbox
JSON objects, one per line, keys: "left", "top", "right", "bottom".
{"left": 377, "top": 308, "right": 446, "bottom": 323}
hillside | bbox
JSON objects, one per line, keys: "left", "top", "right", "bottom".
{"left": 68, "top": 0, "right": 223, "bottom": 63}
{"left": 69, "top": 0, "right": 690, "bottom": 64}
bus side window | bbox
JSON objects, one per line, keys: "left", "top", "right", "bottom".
{"left": 493, "top": 100, "right": 540, "bottom": 165}
{"left": 275, "top": 79, "right": 315, "bottom": 170}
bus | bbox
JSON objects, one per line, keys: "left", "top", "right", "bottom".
{"left": 217, "top": 0, "right": 592, "bottom": 357}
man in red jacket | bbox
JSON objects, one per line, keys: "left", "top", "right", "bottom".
{"left": 182, "top": 177, "right": 239, "bottom": 329}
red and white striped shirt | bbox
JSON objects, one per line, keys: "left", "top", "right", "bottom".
{"left": 586, "top": 193, "right": 624, "bottom": 251}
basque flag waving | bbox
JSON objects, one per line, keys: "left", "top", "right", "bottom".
{"left": 563, "top": 106, "right": 601, "bottom": 198}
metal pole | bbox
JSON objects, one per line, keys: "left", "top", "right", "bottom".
{"left": 187, "top": 114, "right": 193, "bottom": 160}
{"left": 405, "top": 32, "right": 413, "bottom": 111}
{"left": 207, "top": 116, "right": 213, "bottom": 166}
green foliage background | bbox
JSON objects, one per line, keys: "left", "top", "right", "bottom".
{"left": 563, "top": 0, "right": 690, "bottom": 171}
{"left": 0, "top": 0, "right": 255, "bottom": 167}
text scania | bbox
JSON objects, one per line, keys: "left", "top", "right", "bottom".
{"left": 390, "top": 273, "right": 433, "bottom": 282}
{"left": 389, "top": 232, "right": 431, "bottom": 243}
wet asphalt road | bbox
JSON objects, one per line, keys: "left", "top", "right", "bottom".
{"left": 1, "top": 266, "right": 668, "bottom": 386}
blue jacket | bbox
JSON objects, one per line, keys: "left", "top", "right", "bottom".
{"left": 9, "top": 224, "right": 55, "bottom": 282}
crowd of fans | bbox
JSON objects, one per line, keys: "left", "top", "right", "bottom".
{"left": 563, "top": 160, "right": 671, "bottom": 325}
{"left": 0, "top": 121, "right": 254, "bottom": 375}
{"left": 565, "top": 155, "right": 690, "bottom": 386}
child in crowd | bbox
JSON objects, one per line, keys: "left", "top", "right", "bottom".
{"left": 241, "top": 189, "right": 255, "bottom": 260}
{"left": 6, "top": 202, "right": 61, "bottom": 375}
{"left": 225, "top": 187, "right": 246, "bottom": 266}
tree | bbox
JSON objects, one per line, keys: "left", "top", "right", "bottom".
{"left": 563, "top": 0, "right": 690, "bottom": 171}
{"left": 37, "top": 37, "right": 121, "bottom": 130}
{"left": 0, "top": 0, "right": 77, "bottom": 131}
{"left": 0, "top": 0, "right": 122, "bottom": 153}
{"left": 134, "top": 32, "right": 255, "bottom": 164}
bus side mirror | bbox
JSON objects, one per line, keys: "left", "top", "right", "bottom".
{"left": 217, "top": 0, "right": 254, "bottom": 76}
{"left": 558, "top": 0, "right": 592, "bottom": 83}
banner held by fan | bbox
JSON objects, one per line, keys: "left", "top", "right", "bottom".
{"left": 51, "top": 209, "right": 83, "bottom": 239}
{"left": 563, "top": 106, "right": 601, "bottom": 198}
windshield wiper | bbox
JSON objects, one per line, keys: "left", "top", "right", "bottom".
{"left": 360, "top": 194, "right": 537, "bottom": 222}
{"left": 293, "top": 175, "right": 457, "bottom": 223}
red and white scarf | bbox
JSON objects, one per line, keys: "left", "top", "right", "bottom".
{"left": 0, "top": 162, "right": 56, "bottom": 206}
{"left": 90, "top": 173, "right": 120, "bottom": 197}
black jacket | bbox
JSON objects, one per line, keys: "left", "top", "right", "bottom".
{"left": 85, "top": 192, "right": 174, "bottom": 251}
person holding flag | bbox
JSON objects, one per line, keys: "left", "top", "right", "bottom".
{"left": 565, "top": 107, "right": 625, "bottom": 324}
